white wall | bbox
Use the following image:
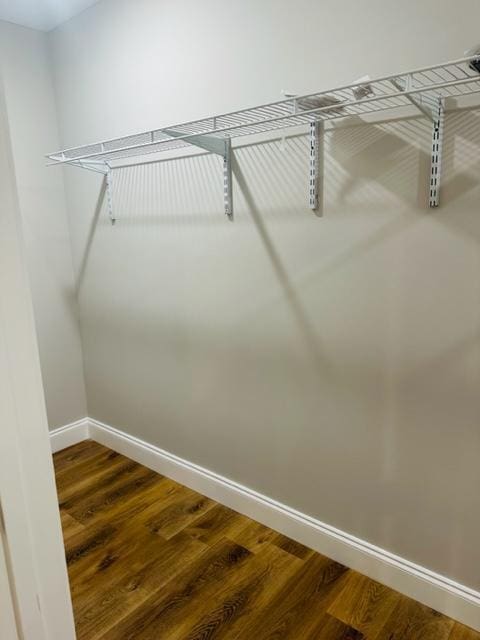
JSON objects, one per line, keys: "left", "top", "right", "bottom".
{"left": 49, "top": 0, "right": 480, "bottom": 592}
{"left": 0, "top": 21, "right": 87, "bottom": 429}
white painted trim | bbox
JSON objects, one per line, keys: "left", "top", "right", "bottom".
{"left": 0, "top": 532, "right": 19, "bottom": 640}
{"left": 49, "top": 418, "right": 90, "bottom": 454}
{"left": 52, "top": 417, "right": 480, "bottom": 631}
{"left": 0, "top": 74, "right": 76, "bottom": 639}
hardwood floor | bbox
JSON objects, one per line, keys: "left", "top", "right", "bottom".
{"left": 54, "top": 441, "right": 479, "bottom": 640}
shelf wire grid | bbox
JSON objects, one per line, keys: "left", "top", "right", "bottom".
{"left": 47, "top": 56, "right": 480, "bottom": 169}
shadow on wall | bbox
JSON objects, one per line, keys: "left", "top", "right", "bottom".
{"left": 75, "top": 114, "right": 432, "bottom": 266}
{"left": 328, "top": 115, "right": 430, "bottom": 208}
{"left": 75, "top": 111, "right": 480, "bottom": 225}
{"left": 73, "top": 110, "right": 480, "bottom": 377}
{"left": 438, "top": 109, "right": 480, "bottom": 241}
{"left": 73, "top": 110, "right": 480, "bottom": 299}
{"left": 230, "top": 154, "right": 332, "bottom": 375}
{"left": 75, "top": 178, "right": 107, "bottom": 297}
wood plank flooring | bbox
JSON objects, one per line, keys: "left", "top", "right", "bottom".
{"left": 54, "top": 441, "right": 480, "bottom": 640}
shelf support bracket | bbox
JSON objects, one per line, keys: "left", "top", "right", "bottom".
{"left": 223, "top": 138, "right": 233, "bottom": 220}
{"left": 429, "top": 98, "right": 444, "bottom": 208}
{"left": 309, "top": 120, "right": 324, "bottom": 214}
{"left": 390, "top": 79, "right": 445, "bottom": 207}
{"left": 105, "top": 167, "right": 116, "bottom": 224}
{"left": 162, "top": 128, "right": 233, "bottom": 219}
{"left": 390, "top": 76, "right": 438, "bottom": 121}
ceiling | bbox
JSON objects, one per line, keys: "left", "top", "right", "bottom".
{"left": 0, "top": 0, "right": 101, "bottom": 31}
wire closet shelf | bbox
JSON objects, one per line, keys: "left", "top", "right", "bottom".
{"left": 46, "top": 55, "right": 480, "bottom": 219}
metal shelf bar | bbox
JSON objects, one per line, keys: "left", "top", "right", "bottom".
{"left": 46, "top": 55, "right": 478, "bottom": 159}
{"left": 46, "top": 56, "right": 480, "bottom": 219}
{"left": 47, "top": 75, "right": 480, "bottom": 168}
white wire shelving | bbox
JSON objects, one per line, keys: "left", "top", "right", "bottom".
{"left": 47, "top": 55, "right": 480, "bottom": 222}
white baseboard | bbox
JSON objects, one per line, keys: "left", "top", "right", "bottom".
{"left": 49, "top": 418, "right": 90, "bottom": 454}
{"left": 52, "top": 417, "right": 480, "bottom": 631}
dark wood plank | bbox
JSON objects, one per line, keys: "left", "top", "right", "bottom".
{"left": 56, "top": 447, "right": 127, "bottom": 499}
{"left": 85, "top": 475, "right": 183, "bottom": 532}
{"left": 73, "top": 532, "right": 207, "bottom": 640}
{"left": 224, "top": 517, "right": 277, "bottom": 554}
{"left": 376, "top": 595, "right": 454, "bottom": 639}
{"left": 53, "top": 440, "right": 108, "bottom": 474}
{"left": 270, "top": 531, "right": 315, "bottom": 560}
{"left": 65, "top": 523, "right": 118, "bottom": 573}
{"left": 449, "top": 623, "right": 480, "bottom": 640}
{"left": 144, "top": 487, "right": 216, "bottom": 539}
{"left": 64, "top": 479, "right": 185, "bottom": 590}
{"left": 177, "top": 544, "right": 303, "bottom": 640}
{"left": 327, "top": 571, "right": 401, "bottom": 638}
{"left": 234, "top": 553, "right": 349, "bottom": 639}
{"left": 58, "top": 455, "right": 142, "bottom": 510}
{"left": 59, "top": 510, "right": 85, "bottom": 542}
{"left": 68, "top": 462, "right": 161, "bottom": 524}
{"left": 312, "top": 613, "right": 365, "bottom": 639}
{"left": 99, "top": 538, "right": 253, "bottom": 640}
{"left": 183, "top": 503, "right": 247, "bottom": 546}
